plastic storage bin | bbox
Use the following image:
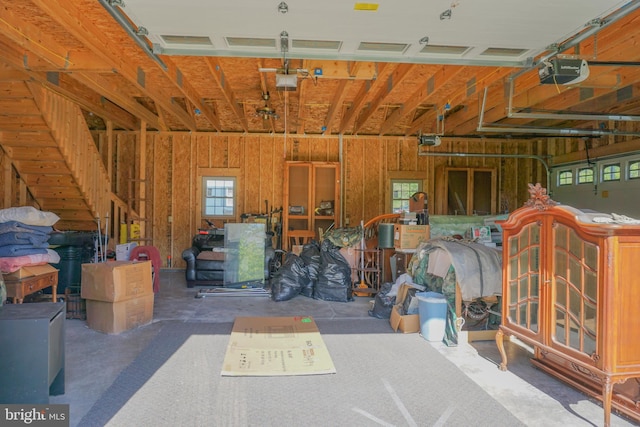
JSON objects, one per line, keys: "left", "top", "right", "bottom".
{"left": 416, "top": 291, "right": 448, "bottom": 342}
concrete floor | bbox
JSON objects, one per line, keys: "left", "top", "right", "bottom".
{"left": 49, "top": 270, "right": 637, "bottom": 427}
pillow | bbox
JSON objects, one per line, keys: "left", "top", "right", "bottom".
{"left": 0, "top": 206, "right": 60, "bottom": 226}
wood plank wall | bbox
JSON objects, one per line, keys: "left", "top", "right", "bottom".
{"left": 86, "top": 132, "right": 545, "bottom": 269}
{"left": 1, "top": 130, "right": 553, "bottom": 268}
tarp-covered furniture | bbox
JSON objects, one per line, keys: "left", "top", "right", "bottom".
{"left": 409, "top": 237, "right": 502, "bottom": 345}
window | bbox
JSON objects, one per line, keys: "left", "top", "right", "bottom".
{"left": 202, "top": 177, "right": 236, "bottom": 217}
{"left": 558, "top": 170, "right": 573, "bottom": 186}
{"left": 391, "top": 180, "right": 421, "bottom": 213}
{"left": 577, "top": 168, "right": 594, "bottom": 184}
{"left": 629, "top": 161, "right": 640, "bottom": 180}
{"left": 602, "top": 164, "right": 620, "bottom": 182}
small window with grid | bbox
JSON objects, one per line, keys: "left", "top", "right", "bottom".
{"left": 202, "top": 177, "right": 236, "bottom": 217}
{"left": 629, "top": 161, "right": 640, "bottom": 180}
{"left": 602, "top": 164, "right": 621, "bottom": 182}
{"left": 558, "top": 170, "right": 573, "bottom": 186}
{"left": 390, "top": 180, "right": 421, "bottom": 213}
{"left": 577, "top": 168, "right": 594, "bottom": 184}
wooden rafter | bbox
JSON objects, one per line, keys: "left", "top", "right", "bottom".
{"left": 352, "top": 63, "right": 415, "bottom": 134}
{"left": 30, "top": 0, "right": 196, "bottom": 131}
{"left": 295, "top": 60, "right": 309, "bottom": 134}
{"left": 339, "top": 63, "right": 389, "bottom": 134}
{"left": 205, "top": 58, "right": 248, "bottom": 132}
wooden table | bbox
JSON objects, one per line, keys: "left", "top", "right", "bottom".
{"left": 4, "top": 270, "right": 58, "bottom": 303}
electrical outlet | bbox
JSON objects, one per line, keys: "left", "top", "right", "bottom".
{"left": 345, "top": 217, "right": 350, "bottom": 226}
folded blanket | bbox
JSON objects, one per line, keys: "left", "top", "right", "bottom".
{"left": 0, "top": 249, "right": 59, "bottom": 273}
{"left": 0, "top": 221, "right": 53, "bottom": 235}
{"left": 0, "top": 231, "right": 50, "bottom": 247}
{"left": 0, "top": 206, "right": 59, "bottom": 226}
{"left": 0, "top": 244, "right": 48, "bottom": 257}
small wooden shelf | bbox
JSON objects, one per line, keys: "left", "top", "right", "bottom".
{"left": 288, "top": 214, "right": 310, "bottom": 219}
{"left": 314, "top": 215, "right": 334, "bottom": 220}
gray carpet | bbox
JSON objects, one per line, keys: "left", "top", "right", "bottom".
{"left": 79, "top": 318, "right": 524, "bottom": 427}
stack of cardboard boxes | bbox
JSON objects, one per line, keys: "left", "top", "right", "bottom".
{"left": 81, "top": 261, "right": 154, "bottom": 334}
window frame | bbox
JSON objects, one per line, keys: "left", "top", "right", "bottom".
{"left": 390, "top": 179, "right": 422, "bottom": 214}
{"left": 201, "top": 176, "right": 237, "bottom": 218}
{"left": 577, "top": 167, "right": 595, "bottom": 184}
{"left": 629, "top": 160, "right": 640, "bottom": 180}
{"left": 601, "top": 163, "right": 621, "bottom": 182}
{"left": 558, "top": 170, "right": 573, "bottom": 186}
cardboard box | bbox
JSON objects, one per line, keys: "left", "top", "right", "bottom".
{"left": 81, "top": 261, "right": 152, "bottom": 302}
{"left": 3, "top": 264, "right": 58, "bottom": 280}
{"left": 394, "top": 224, "right": 430, "bottom": 249}
{"left": 85, "top": 293, "right": 154, "bottom": 334}
{"left": 389, "top": 283, "right": 421, "bottom": 333}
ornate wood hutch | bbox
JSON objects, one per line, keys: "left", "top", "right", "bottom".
{"left": 496, "top": 184, "right": 640, "bottom": 426}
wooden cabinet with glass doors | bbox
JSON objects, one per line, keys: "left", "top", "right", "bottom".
{"left": 496, "top": 184, "right": 640, "bottom": 426}
{"left": 282, "top": 161, "right": 340, "bottom": 251}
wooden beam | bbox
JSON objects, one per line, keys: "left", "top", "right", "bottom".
{"left": 296, "top": 60, "right": 309, "bottom": 134}
{"left": 339, "top": 63, "right": 388, "bottom": 134}
{"left": 0, "top": 62, "right": 140, "bottom": 130}
{"left": 353, "top": 63, "right": 415, "bottom": 134}
{"left": 72, "top": 71, "right": 161, "bottom": 129}
{"left": 306, "top": 60, "right": 377, "bottom": 80}
{"left": 205, "top": 58, "right": 248, "bottom": 132}
{"left": 324, "top": 80, "right": 350, "bottom": 135}
{"left": 0, "top": 5, "right": 110, "bottom": 71}
{"left": 380, "top": 65, "right": 462, "bottom": 135}
{"left": 162, "top": 57, "right": 221, "bottom": 131}
{"left": 30, "top": 0, "right": 197, "bottom": 130}
{"left": 139, "top": 121, "right": 147, "bottom": 238}
{"left": 411, "top": 67, "right": 514, "bottom": 136}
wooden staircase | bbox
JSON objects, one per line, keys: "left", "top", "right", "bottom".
{"left": 0, "top": 80, "right": 111, "bottom": 231}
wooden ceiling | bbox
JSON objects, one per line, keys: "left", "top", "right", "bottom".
{"left": 2, "top": 1, "right": 640, "bottom": 139}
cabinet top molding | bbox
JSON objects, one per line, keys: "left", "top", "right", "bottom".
{"left": 524, "top": 183, "right": 558, "bottom": 211}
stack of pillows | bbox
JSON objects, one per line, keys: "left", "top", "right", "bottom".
{"left": 0, "top": 206, "right": 60, "bottom": 275}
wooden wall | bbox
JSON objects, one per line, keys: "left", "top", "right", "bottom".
{"left": 1, "top": 131, "right": 550, "bottom": 268}
{"left": 86, "top": 132, "right": 544, "bottom": 268}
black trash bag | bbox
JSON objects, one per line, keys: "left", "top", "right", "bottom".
{"left": 270, "top": 253, "right": 309, "bottom": 302}
{"left": 368, "top": 282, "right": 396, "bottom": 319}
{"left": 315, "top": 239, "right": 352, "bottom": 302}
{"left": 299, "top": 240, "right": 321, "bottom": 298}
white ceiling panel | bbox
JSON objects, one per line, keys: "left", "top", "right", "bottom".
{"left": 116, "top": 0, "right": 630, "bottom": 65}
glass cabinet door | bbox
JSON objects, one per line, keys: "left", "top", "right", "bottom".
{"left": 286, "top": 164, "right": 311, "bottom": 231}
{"left": 505, "top": 222, "right": 541, "bottom": 337}
{"left": 551, "top": 222, "right": 598, "bottom": 361}
{"left": 312, "top": 165, "right": 338, "bottom": 238}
